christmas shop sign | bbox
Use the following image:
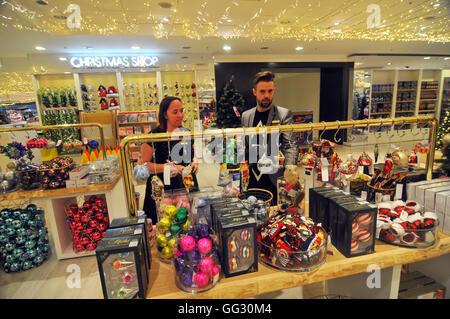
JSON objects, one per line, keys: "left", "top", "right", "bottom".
{"left": 69, "top": 56, "right": 159, "bottom": 69}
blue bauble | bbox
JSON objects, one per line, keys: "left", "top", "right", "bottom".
{"left": 5, "top": 218, "right": 13, "bottom": 225}
{"left": 174, "top": 256, "right": 186, "bottom": 274}
{"left": 27, "top": 220, "right": 37, "bottom": 228}
{"left": 22, "top": 260, "right": 33, "bottom": 270}
{"left": 12, "top": 210, "right": 22, "bottom": 218}
{"left": 133, "top": 165, "right": 150, "bottom": 181}
{"left": 5, "top": 242, "right": 15, "bottom": 251}
{"left": 37, "top": 228, "right": 46, "bottom": 237}
{"left": 16, "top": 236, "right": 26, "bottom": 245}
{"left": 196, "top": 224, "right": 210, "bottom": 238}
{"left": 0, "top": 234, "right": 7, "bottom": 243}
{"left": 185, "top": 250, "right": 201, "bottom": 265}
{"left": 88, "top": 140, "right": 99, "bottom": 149}
{"left": 0, "top": 209, "right": 11, "bottom": 219}
{"left": 5, "top": 254, "right": 15, "bottom": 263}
{"left": 27, "top": 249, "right": 37, "bottom": 259}
{"left": 25, "top": 240, "right": 36, "bottom": 249}
{"left": 6, "top": 227, "right": 15, "bottom": 237}
{"left": 34, "top": 213, "right": 44, "bottom": 222}
{"left": 26, "top": 204, "right": 38, "bottom": 212}
{"left": 19, "top": 212, "right": 30, "bottom": 221}
{"left": 33, "top": 254, "right": 44, "bottom": 266}
{"left": 9, "top": 262, "right": 21, "bottom": 272}
{"left": 42, "top": 243, "right": 50, "bottom": 253}
{"left": 13, "top": 248, "right": 23, "bottom": 258}
{"left": 16, "top": 228, "right": 27, "bottom": 236}
{"left": 12, "top": 220, "right": 23, "bottom": 229}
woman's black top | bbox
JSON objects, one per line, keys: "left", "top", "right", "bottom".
{"left": 142, "top": 126, "right": 199, "bottom": 222}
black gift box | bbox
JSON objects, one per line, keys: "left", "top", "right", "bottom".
{"left": 335, "top": 201, "right": 377, "bottom": 258}
{"left": 328, "top": 195, "right": 363, "bottom": 246}
{"left": 309, "top": 187, "right": 342, "bottom": 232}
{"left": 211, "top": 202, "right": 246, "bottom": 233}
{"left": 218, "top": 215, "right": 258, "bottom": 278}
{"left": 109, "top": 217, "right": 151, "bottom": 271}
{"left": 96, "top": 234, "right": 148, "bottom": 299}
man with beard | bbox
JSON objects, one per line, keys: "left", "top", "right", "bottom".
{"left": 241, "top": 71, "right": 298, "bottom": 204}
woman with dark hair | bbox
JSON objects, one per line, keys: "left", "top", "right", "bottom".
{"left": 139, "top": 96, "right": 199, "bottom": 222}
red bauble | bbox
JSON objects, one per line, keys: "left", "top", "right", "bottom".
{"left": 69, "top": 204, "right": 78, "bottom": 212}
{"left": 95, "top": 212, "right": 104, "bottom": 220}
{"left": 89, "top": 195, "right": 97, "bottom": 203}
{"left": 92, "top": 206, "right": 100, "bottom": 214}
{"left": 75, "top": 221, "right": 84, "bottom": 231}
{"left": 103, "top": 216, "right": 109, "bottom": 225}
{"left": 95, "top": 199, "right": 104, "bottom": 207}
{"left": 27, "top": 139, "right": 37, "bottom": 149}
{"left": 86, "top": 243, "right": 96, "bottom": 251}
{"left": 89, "top": 220, "right": 99, "bottom": 228}
{"left": 72, "top": 213, "right": 80, "bottom": 222}
{"left": 80, "top": 236, "right": 90, "bottom": 245}
{"left": 82, "top": 202, "right": 90, "bottom": 210}
{"left": 91, "top": 231, "right": 102, "bottom": 241}
{"left": 80, "top": 214, "right": 89, "bottom": 223}
{"left": 68, "top": 220, "right": 77, "bottom": 231}
{"left": 98, "top": 223, "right": 107, "bottom": 231}
{"left": 72, "top": 235, "right": 80, "bottom": 244}
{"left": 66, "top": 209, "right": 74, "bottom": 218}
{"left": 84, "top": 227, "right": 94, "bottom": 235}
{"left": 74, "top": 244, "right": 85, "bottom": 252}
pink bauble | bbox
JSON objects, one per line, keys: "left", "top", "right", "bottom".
{"left": 193, "top": 272, "right": 209, "bottom": 288}
{"left": 199, "top": 256, "right": 215, "bottom": 274}
{"left": 197, "top": 238, "right": 212, "bottom": 255}
{"left": 211, "top": 265, "right": 220, "bottom": 277}
{"left": 181, "top": 200, "right": 191, "bottom": 210}
{"left": 180, "top": 235, "right": 196, "bottom": 251}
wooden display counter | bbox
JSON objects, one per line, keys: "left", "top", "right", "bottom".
{"left": 7, "top": 173, "right": 130, "bottom": 260}
{"left": 145, "top": 231, "right": 450, "bottom": 299}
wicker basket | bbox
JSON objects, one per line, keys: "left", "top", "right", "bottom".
{"left": 366, "top": 182, "right": 395, "bottom": 203}
{"left": 238, "top": 188, "right": 273, "bottom": 225}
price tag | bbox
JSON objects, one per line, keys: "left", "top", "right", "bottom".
{"left": 369, "top": 164, "right": 374, "bottom": 175}
{"left": 134, "top": 229, "right": 142, "bottom": 235}
{"left": 163, "top": 164, "right": 171, "bottom": 185}
{"left": 321, "top": 157, "right": 329, "bottom": 182}
{"left": 129, "top": 240, "right": 138, "bottom": 248}
{"left": 382, "top": 194, "right": 391, "bottom": 202}
{"left": 360, "top": 191, "right": 367, "bottom": 201}
{"left": 375, "top": 192, "right": 383, "bottom": 204}
{"left": 395, "top": 184, "right": 403, "bottom": 200}
{"left": 358, "top": 165, "right": 364, "bottom": 174}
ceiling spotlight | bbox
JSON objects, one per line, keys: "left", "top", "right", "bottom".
{"left": 35, "top": 46, "right": 46, "bottom": 51}
{"left": 332, "top": 29, "right": 342, "bottom": 33}
{"left": 64, "top": 71, "right": 71, "bottom": 74}
{"left": 131, "top": 46, "right": 140, "bottom": 50}
{"left": 227, "top": 18, "right": 232, "bottom": 22}
{"left": 387, "top": 62, "right": 392, "bottom": 65}
{"left": 445, "top": 57, "right": 450, "bottom": 60}
{"left": 59, "top": 57, "right": 67, "bottom": 61}
{"left": 162, "top": 16, "right": 169, "bottom": 22}
{"left": 424, "top": 57, "right": 431, "bottom": 59}
{"left": 295, "top": 46, "right": 304, "bottom": 51}
{"left": 433, "top": 3, "right": 440, "bottom": 8}
{"left": 223, "top": 45, "right": 231, "bottom": 51}
{"left": 334, "top": 22, "right": 340, "bottom": 26}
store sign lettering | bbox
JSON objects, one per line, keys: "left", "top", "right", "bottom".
{"left": 69, "top": 56, "right": 159, "bottom": 68}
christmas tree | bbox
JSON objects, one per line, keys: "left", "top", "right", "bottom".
{"left": 435, "top": 133, "right": 450, "bottom": 177}
{"left": 216, "top": 76, "right": 247, "bottom": 128}
{"left": 436, "top": 110, "right": 449, "bottom": 149}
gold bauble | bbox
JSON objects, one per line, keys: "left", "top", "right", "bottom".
{"left": 442, "top": 133, "right": 450, "bottom": 147}
{"left": 392, "top": 151, "right": 408, "bottom": 166}
{"left": 283, "top": 165, "right": 300, "bottom": 184}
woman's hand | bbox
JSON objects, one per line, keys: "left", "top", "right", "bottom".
{"left": 190, "top": 162, "right": 198, "bottom": 175}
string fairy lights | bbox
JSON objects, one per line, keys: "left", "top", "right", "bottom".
{"left": 0, "top": 0, "right": 447, "bottom": 42}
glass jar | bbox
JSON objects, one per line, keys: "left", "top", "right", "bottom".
{"left": 173, "top": 224, "right": 221, "bottom": 293}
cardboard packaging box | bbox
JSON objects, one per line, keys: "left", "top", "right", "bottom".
{"left": 406, "top": 178, "right": 450, "bottom": 201}
{"left": 65, "top": 179, "right": 77, "bottom": 188}
{"left": 95, "top": 234, "right": 148, "bottom": 299}
{"left": 69, "top": 165, "right": 90, "bottom": 180}
{"left": 424, "top": 185, "right": 450, "bottom": 211}
{"left": 416, "top": 180, "right": 450, "bottom": 206}
{"left": 309, "top": 187, "right": 343, "bottom": 232}
{"left": 76, "top": 175, "right": 89, "bottom": 187}
{"left": 218, "top": 215, "right": 257, "bottom": 278}
{"left": 328, "top": 195, "right": 363, "bottom": 246}
{"left": 399, "top": 271, "right": 445, "bottom": 299}
{"left": 109, "top": 217, "right": 151, "bottom": 271}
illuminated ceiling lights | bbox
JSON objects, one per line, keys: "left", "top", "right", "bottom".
{"left": 59, "top": 57, "right": 67, "bottom": 61}
{"left": 295, "top": 46, "right": 304, "bottom": 51}
{"left": 131, "top": 46, "right": 140, "bottom": 50}
{"left": 223, "top": 45, "right": 231, "bottom": 51}
{"left": 35, "top": 46, "right": 46, "bottom": 51}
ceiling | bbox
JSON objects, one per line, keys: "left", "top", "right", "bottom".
{"left": 0, "top": 0, "right": 449, "bottom": 68}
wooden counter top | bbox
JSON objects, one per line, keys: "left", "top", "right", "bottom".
{"left": 0, "top": 172, "right": 122, "bottom": 201}
{"left": 146, "top": 231, "right": 450, "bottom": 299}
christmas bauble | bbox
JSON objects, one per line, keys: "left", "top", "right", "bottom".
{"left": 392, "top": 150, "right": 408, "bottom": 166}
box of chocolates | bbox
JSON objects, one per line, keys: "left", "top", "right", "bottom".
{"left": 109, "top": 217, "right": 151, "bottom": 271}
{"left": 218, "top": 215, "right": 257, "bottom": 277}
{"left": 95, "top": 234, "right": 148, "bottom": 299}
{"left": 335, "top": 201, "right": 377, "bottom": 258}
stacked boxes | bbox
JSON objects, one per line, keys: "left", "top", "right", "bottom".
{"left": 435, "top": 191, "right": 450, "bottom": 234}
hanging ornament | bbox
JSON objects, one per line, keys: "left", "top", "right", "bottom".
{"left": 182, "top": 166, "right": 194, "bottom": 191}
{"left": 151, "top": 175, "right": 164, "bottom": 201}
{"left": 133, "top": 164, "right": 150, "bottom": 181}
{"left": 240, "top": 161, "right": 249, "bottom": 192}
{"left": 408, "top": 149, "right": 418, "bottom": 170}
{"left": 383, "top": 153, "right": 393, "bottom": 176}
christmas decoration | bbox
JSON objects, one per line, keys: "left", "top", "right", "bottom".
{"left": 66, "top": 195, "right": 110, "bottom": 253}
{"left": 0, "top": 204, "right": 51, "bottom": 273}
{"left": 0, "top": 142, "right": 27, "bottom": 160}
{"left": 435, "top": 132, "right": 450, "bottom": 177}
{"left": 38, "top": 157, "right": 74, "bottom": 189}
{"left": 436, "top": 110, "right": 450, "bottom": 150}
{"left": 216, "top": 76, "right": 247, "bottom": 128}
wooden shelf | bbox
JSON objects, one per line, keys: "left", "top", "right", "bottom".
{"left": 421, "top": 89, "right": 438, "bottom": 91}
{"left": 396, "top": 100, "right": 416, "bottom": 103}
{"left": 0, "top": 172, "right": 122, "bottom": 201}
{"left": 119, "top": 121, "right": 157, "bottom": 126}
{"left": 395, "top": 110, "right": 415, "bottom": 113}
{"left": 418, "top": 109, "right": 436, "bottom": 113}
{"left": 420, "top": 99, "right": 437, "bottom": 102}
{"left": 372, "top": 91, "right": 393, "bottom": 94}
{"left": 397, "top": 89, "right": 417, "bottom": 92}
{"left": 144, "top": 232, "right": 450, "bottom": 299}
{"left": 371, "top": 101, "right": 392, "bottom": 104}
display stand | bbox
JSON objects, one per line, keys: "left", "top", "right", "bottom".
{"left": 0, "top": 123, "right": 128, "bottom": 260}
